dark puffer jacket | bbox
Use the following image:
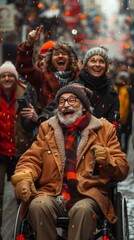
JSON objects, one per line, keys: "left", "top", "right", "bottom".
{"left": 75, "top": 69, "right": 119, "bottom": 123}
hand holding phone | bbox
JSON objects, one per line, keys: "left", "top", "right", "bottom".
{"left": 17, "top": 98, "right": 28, "bottom": 110}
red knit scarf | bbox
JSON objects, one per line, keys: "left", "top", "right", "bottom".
{"left": 61, "top": 112, "right": 90, "bottom": 209}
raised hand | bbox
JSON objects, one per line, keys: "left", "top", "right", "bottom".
{"left": 26, "top": 25, "right": 44, "bottom": 47}
{"left": 90, "top": 144, "right": 110, "bottom": 166}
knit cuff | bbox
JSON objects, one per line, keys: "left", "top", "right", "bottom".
{"left": 106, "top": 147, "right": 111, "bottom": 165}
{"left": 11, "top": 171, "right": 33, "bottom": 186}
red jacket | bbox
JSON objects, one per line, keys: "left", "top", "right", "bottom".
{"left": 0, "top": 83, "right": 35, "bottom": 158}
{"left": 0, "top": 88, "right": 16, "bottom": 156}
{"left": 16, "top": 43, "right": 79, "bottom": 109}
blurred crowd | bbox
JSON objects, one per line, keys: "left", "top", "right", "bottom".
{"left": 109, "top": 53, "right": 134, "bottom": 153}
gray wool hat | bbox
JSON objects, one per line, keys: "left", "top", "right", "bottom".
{"left": 83, "top": 46, "right": 109, "bottom": 67}
{"left": 56, "top": 84, "right": 93, "bottom": 111}
{"left": 117, "top": 71, "right": 130, "bottom": 80}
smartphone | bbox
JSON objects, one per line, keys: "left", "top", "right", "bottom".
{"left": 17, "top": 98, "right": 28, "bottom": 110}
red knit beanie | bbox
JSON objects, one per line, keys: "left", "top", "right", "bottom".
{"left": 39, "top": 41, "right": 56, "bottom": 55}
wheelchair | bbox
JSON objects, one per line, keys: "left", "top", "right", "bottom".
{"left": 13, "top": 183, "right": 129, "bottom": 240}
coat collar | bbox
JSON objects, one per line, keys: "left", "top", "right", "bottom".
{"left": 48, "top": 115, "right": 103, "bottom": 166}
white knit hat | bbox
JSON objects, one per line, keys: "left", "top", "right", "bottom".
{"left": 83, "top": 46, "right": 109, "bottom": 67}
{"left": 0, "top": 61, "right": 18, "bottom": 80}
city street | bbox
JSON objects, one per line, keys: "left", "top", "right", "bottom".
{"left": 0, "top": 1, "right": 134, "bottom": 240}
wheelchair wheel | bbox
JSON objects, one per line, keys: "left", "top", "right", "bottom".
{"left": 115, "top": 192, "right": 129, "bottom": 240}
{"left": 13, "top": 203, "right": 36, "bottom": 240}
{"left": 13, "top": 204, "right": 22, "bottom": 240}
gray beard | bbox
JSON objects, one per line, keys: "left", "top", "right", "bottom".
{"left": 56, "top": 104, "right": 83, "bottom": 125}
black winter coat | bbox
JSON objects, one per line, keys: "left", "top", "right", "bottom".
{"left": 75, "top": 70, "right": 119, "bottom": 123}
{"left": 21, "top": 83, "right": 42, "bottom": 132}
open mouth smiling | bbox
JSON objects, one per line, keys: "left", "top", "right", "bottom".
{"left": 93, "top": 68, "right": 102, "bottom": 72}
{"left": 57, "top": 60, "right": 66, "bottom": 66}
{"left": 62, "top": 109, "right": 75, "bottom": 117}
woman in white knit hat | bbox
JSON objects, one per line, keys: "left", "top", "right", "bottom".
{"left": 76, "top": 46, "right": 120, "bottom": 127}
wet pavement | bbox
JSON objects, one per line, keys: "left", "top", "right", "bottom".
{"left": 1, "top": 181, "right": 17, "bottom": 240}
{"left": 118, "top": 134, "right": 134, "bottom": 240}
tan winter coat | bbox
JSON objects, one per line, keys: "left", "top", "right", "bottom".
{"left": 12, "top": 115, "right": 129, "bottom": 223}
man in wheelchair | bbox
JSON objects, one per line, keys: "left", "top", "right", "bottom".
{"left": 11, "top": 84, "right": 129, "bottom": 240}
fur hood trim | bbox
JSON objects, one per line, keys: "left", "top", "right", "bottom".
{"left": 48, "top": 115, "right": 103, "bottom": 163}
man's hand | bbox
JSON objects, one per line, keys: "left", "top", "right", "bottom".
{"left": 26, "top": 25, "right": 43, "bottom": 47}
{"left": 14, "top": 180, "right": 37, "bottom": 202}
{"left": 90, "top": 145, "right": 110, "bottom": 166}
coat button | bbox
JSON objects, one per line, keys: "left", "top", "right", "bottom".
{"left": 48, "top": 150, "right": 51, "bottom": 154}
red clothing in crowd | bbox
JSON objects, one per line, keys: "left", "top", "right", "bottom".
{"left": 0, "top": 88, "right": 16, "bottom": 156}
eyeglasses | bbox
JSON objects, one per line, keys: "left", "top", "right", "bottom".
{"left": 59, "top": 96, "right": 78, "bottom": 106}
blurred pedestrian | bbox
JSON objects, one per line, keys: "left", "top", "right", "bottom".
{"left": 126, "top": 55, "right": 134, "bottom": 111}
{"left": 16, "top": 25, "right": 80, "bottom": 110}
{"left": 114, "top": 71, "right": 132, "bottom": 153}
{"left": 118, "top": 60, "right": 128, "bottom": 72}
{"left": 34, "top": 40, "right": 56, "bottom": 71}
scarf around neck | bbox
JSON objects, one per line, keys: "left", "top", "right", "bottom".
{"left": 54, "top": 70, "right": 72, "bottom": 87}
{"left": 79, "top": 69, "right": 109, "bottom": 90}
{"left": 61, "top": 112, "right": 90, "bottom": 209}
